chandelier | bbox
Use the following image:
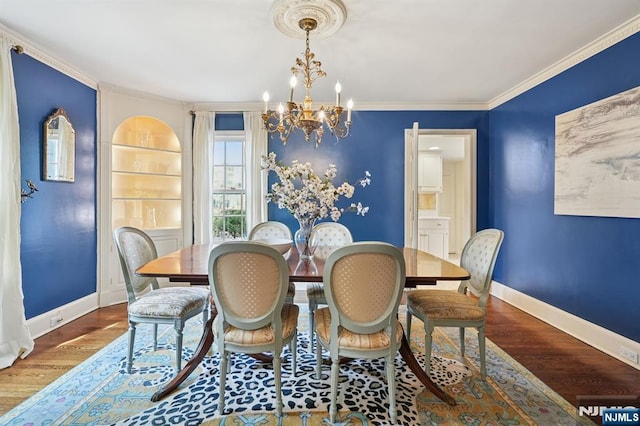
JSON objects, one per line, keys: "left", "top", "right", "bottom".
{"left": 262, "top": 17, "right": 352, "bottom": 147}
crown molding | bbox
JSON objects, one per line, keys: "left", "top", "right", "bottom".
{"left": 353, "top": 101, "right": 488, "bottom": 111}
{"left": 99, "top": 82, "right": 188, "bottom": 107}
{"left": 0, "top": 23, "right": 97, "bottom": 89}
{"left": 188, "top": 100, "right": 488, "bottom": 113}
{"left": 488, "top": 14, "right": 640, "bottom": 109}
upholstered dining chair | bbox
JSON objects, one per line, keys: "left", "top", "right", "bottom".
{"left": 406, "top": 228, "right": 504, "bottom": 380}
{"left": 248, "top": 220, "right": 291, "bottom": 240}
{"left": 208, "top": 241, "right": 299, "bottom": 417}
{"left": 306, "top": 221, "right": 353, "bottom": 351}
{"left": 315, "top": 242, "right": 406, "bottom": 424}
{"left": 113, "top": 226, "right": 209, "bottom": 373}
{"left": 248, "top": 221, "right": 295, "bottom": 303}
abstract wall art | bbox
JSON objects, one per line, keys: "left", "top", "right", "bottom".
{"left": 554, "top": 85, "right": 640, "bottom": 218}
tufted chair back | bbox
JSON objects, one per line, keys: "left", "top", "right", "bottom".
{"left": 114, "top": 226, "right": 160, "bottom": 303}
{"left": 457, "top": 228, "right": 504, "bottom": 308}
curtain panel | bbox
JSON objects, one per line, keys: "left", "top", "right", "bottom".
{"left": 192, "top": 111, "right": 215, "bottom": 245}
{"left": 0, "top": 38, "right": 34, "bottom": 369}
{"left": 244, "top": 112, "right": 268, "bottom": 232}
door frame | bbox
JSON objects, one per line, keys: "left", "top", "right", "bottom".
{"left": 404, "top": 124, "right": 477, "bottom": 250}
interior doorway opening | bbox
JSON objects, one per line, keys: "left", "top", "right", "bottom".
{"left": 404, "top": 123, "right": 477, "bottom": 256}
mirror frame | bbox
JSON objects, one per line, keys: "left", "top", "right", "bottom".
{"left": 43, "top": 108, "right": 75, "bottom": 182}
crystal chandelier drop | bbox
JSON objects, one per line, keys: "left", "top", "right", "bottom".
{"left": 262, "top": 17, "right": 352, "bottom": 147}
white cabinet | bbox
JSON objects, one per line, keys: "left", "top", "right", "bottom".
{"left": 418, "top": 152, "right": 442, "bottom": 192}
{"left": 418, "top": 218, "right": 449, "bottom": 259}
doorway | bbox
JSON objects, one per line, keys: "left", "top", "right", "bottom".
{"left": 404, "top": 123, "right": 477, "bottom": 255}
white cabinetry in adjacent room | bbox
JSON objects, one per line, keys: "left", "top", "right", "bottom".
{"left": 418, "top": 218, "right": 449, "bottom": 259}
{"left": 418, "top": 152, "right": 443, "bottom": 192}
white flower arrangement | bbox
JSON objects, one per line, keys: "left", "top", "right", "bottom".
{"left": 261, "top": 152, "right": 371, "bottom": 222}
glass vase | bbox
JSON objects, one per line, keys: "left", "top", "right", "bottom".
{"left": 294, "top": 216, "right": 318, "bottom": 261}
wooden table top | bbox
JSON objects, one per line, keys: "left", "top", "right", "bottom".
{"left": 137, "top": 243, "right": 469, "bottom": 287}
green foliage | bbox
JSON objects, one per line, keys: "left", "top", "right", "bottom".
{"left": 213, "top": 209, "right": 246, "bottom": 239}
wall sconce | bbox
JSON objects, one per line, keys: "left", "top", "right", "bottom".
{"left": 21, "top": 179, "right": 38, "bottom": 203}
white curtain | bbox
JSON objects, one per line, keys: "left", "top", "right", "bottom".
{"left": 0, "top": 38, "right": 34, "bottom": 369}
{"left": 244, "top": 112, "right": 268, "bottom": 232}
{"left": 192, "top": 111, "right": 215, "bottom": 244}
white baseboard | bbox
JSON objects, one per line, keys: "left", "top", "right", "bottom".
{"left": 491, "top": 281, "right": 640, "bottom": 370}
{"left": 27, "top": 293, "right": 99, "bottom": 339}
{"left": 99, "top": 288, "right": 127, "bottom": 307}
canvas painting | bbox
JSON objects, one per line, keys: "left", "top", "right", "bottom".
{"left": 554, "top": 85, "right": 640, "bottom": 218}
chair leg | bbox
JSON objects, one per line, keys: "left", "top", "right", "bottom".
{"left": 274, "top": 354, "right": 283, "bottom": 417}
{"left": 478, "top": 325, "right": 486, "bottom": 380}
{"left": 127, "top": 322, "right": 137, "bottom": 374}
{"left": 385, "top": 355, "right": 397, "bottom": 425}
{"left": 406, "top": 310, "right": 413, "bottom": 342}
{"left": 290, "top": 331, "right": 298, "bottom": 374}
{"left": 202, "top": 306, "right": 209, "bottom": 328}
{"left": 315, "top": 337, "right": 322, "bottom": 380}
{"left": 219, "top": 351, "right": 229, "bottom": 415}
{"left": 308, "top": 299, "right": 316, "bottom": 353}
{"left": 459, "top": 327, "right": 466, "bottom": 357}
{"left": 152, "top": 323, "right": 158, "bottom": 351}
{"left": 174, "top": 321, "right": 184, "bottom": 371}
{"left": 424, "top": 322, "right": 435, "bottom": 377}
{"left": 329, "top": 357, "right": 340, "bottom": 423}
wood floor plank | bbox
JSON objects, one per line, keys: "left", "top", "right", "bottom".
{"left": 0, "top": 297, "right": 638, "bottom": 416}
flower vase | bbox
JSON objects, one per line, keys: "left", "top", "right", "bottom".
{"left": 294, "top": 216, "right": 318, "bottom": 261}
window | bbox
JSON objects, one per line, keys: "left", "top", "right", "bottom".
{"left": 212, "top": 132, "right": 246, "bottom": 240}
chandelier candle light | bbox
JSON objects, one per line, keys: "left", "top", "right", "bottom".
{"left": 262, "top": 17, "right": 353, "bottom": 147}
{"left": 262, "top": 152, "right": 370, "bottom": 260}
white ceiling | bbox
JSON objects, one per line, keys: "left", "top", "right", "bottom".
{"left": 1, "top": 0, "right": 639, "bottom": 108}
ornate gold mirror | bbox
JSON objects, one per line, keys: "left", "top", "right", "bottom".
{"left": 43, "top": 108, "right": 75, "bottom": 182}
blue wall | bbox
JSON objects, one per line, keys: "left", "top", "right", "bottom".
{"left": 12, "top": 52, "right": 97, "bottom": 319}
{"left": 488, "top": 32, "right": 640, "bottom": 341}
{"left": 268, "top": 110, "right": 490, "bottom": 246}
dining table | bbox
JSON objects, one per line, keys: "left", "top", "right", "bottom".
{"left": 137, "top": 243, "right": 470, "bottom": 405}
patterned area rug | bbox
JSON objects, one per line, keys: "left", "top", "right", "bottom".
{"left": 0, "top": 307, "right": 593, "bottom": 426}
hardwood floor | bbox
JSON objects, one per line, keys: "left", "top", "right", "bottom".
{"left": 484, "top": 296, "right": 639, "bottom": 407}
{"left": 1, "top": 296, "right": 638, "bottom": 416}
{"left": 0, "top": 304, "right": 129, "bottom": 415}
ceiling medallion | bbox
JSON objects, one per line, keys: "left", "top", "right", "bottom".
{"left": 270, "top": 0, "right": 347, "bottom": 39}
